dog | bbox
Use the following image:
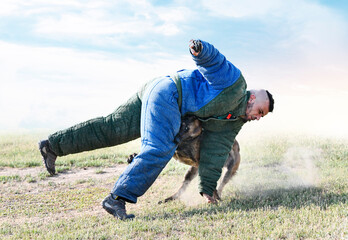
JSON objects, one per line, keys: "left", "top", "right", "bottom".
{"left": 127, "top": 115, "right": 241, "bottom": 203}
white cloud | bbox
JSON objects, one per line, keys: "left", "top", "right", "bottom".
{"left": 28, "top": 1, "right": 191, "bottom": 39}
{"left": 203, "top": 0, "right": 348, "bottom": 94}
{"left": 0, "top": 0, "right": 193, "bottom": 41}
{"left": 0, "top": 0, "right": 22, "bottom": 16}
{"left": 0, "top": 0, "right": 83, "bottom": 16}
{"left": 0, "top": 41, "right": 194, "bottom": 130}
{"left": 202, "top": 0, "right": 282, "bottom": 18}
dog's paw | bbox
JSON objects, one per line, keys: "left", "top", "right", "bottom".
{"left": 127, "top": 153, "right": 138, "bottom": 164}
{"left": 158, "top": 196, "right": 174, "bottom": 204}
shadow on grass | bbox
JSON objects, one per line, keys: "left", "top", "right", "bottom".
{"left": 144, "top": 186, "right": 347, "bottom": 220}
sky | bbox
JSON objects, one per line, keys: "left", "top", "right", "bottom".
{"left": 0, "top": 0, "right": 347, "bottom": 138}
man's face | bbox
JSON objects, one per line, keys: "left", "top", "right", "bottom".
{"left": 244, "top": 90, "right": 270, "bottom": 122}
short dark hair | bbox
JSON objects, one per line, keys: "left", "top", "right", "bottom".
{"left": 266, "top": 90, "right": 274, "bottom": 112}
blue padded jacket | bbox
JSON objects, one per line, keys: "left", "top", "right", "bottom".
{"left": 174, "top": 40, "right": 248, "bottom": 196}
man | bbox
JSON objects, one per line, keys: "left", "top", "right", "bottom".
{"left": 39, "top": 39, "right": 274, "bottom": 220}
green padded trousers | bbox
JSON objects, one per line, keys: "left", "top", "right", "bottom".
{"left": 48, "top": 93, "right": 142, "bottom": 156}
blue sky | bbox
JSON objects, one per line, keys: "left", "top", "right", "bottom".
{"left": 0, "top": 0, "right": 347, "bottom": 137}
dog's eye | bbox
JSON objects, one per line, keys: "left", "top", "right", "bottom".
{"left": 185, "top": 126, "right": 189, "bottom": 132}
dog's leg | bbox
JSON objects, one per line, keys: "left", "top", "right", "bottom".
{"left": 158, "top": 166, "right": 198, "bottom": 204}
{"left": 216, "top": 140, "right": 241, "bottom": 199}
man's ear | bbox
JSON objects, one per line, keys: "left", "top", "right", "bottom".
{"left": 248, "top": 94, "right": 256, "bottom": 104}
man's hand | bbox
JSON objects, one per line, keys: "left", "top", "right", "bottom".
{"left": 189, "top": 39, "right": 202, "bottom": 56}
{"left": 202, "top": 193, "right": 217, "bottom": 204}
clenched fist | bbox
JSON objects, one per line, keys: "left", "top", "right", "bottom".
{"left": 189, "top": 39, "right": 202, "bottom": 56}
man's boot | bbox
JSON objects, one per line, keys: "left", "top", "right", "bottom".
{"left": 101, "top": 194, "right": 135, "bottom": 220}
{"left": 39, "top": 140, "right": 57, "bottom": 175}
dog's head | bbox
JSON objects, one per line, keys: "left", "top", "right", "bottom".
{"left": 174, "top": 115, "right": 202, "bottom": 144}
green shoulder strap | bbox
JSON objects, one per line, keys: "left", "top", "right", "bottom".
{"left": 171, "top": 73, "right": 182, "bottom": 112}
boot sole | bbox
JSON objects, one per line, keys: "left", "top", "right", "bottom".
{"left": 38, "top": 141, "right": 56, "bottom": 176}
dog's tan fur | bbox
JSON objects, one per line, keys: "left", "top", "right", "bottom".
{"left": 160, "top": 116, "right": 240, "bottom": 203}
{"left": 127, "top": 115, "right": 241, "bottom": 203}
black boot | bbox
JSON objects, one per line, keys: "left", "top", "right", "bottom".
{"left": 101, "top": 194, "right": 135, "bottom": 220}
{"left": 38, "top": 140, "right": 57, "bottom": 175}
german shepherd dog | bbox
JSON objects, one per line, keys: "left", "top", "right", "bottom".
{"left": 127, "top": 115, "right": 241, "bottom": 203}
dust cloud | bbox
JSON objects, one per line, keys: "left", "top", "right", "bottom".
{"left": 229, "top": 146, "right": 322, "bottom": 198}
{"left": 279, "top": 147, "right": 321, "bottom": 188}
{"left": 176, "top": 146, "right": 322, "bottom": 205}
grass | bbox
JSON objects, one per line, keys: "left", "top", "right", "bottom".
{"left": 0, "top": 132, "right": 347, "bottom": 239}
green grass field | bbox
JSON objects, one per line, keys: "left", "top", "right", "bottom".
{"left": 0, "top": 132, "right": 347, "bottom": 239}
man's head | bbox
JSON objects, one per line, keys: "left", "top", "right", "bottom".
{"left": 243, "top": 89, "right": 274, "bottom": 122}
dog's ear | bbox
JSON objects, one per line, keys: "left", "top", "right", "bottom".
{"left": 182, "top": 114, "right": 196, "bottom": 119}
{"left": 185, "top": 115, "right": 197, "bottom": 122}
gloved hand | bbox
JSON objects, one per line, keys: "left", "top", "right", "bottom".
{"left": 202, "top": 193, "right": 217, "bottom": 204}
{"left": 189, "top": 39, "right": 202, "bottom": 56}
{"left": 202, "top": 189, "right": 221, "bottom": 204}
